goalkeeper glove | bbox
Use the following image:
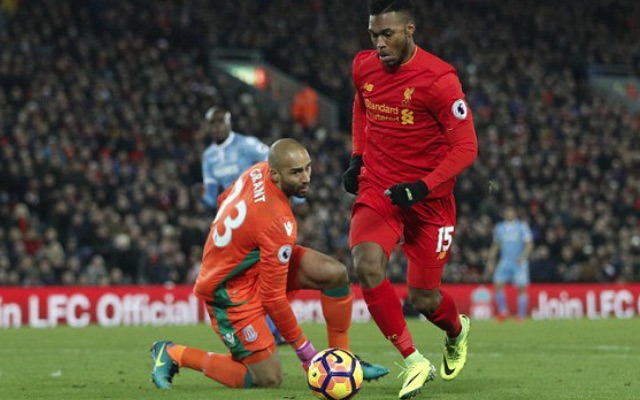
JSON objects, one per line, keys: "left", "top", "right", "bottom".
{"left": 342, "top": 154, "right": 363, "bottom": 195}
{"left": 385, "top": 180, "right": 429, "bottom": 208}
{"left": 294, "top": 339, "right": 317, "bottom": 371}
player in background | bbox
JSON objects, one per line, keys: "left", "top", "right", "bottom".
{"left": 199, "top": 106, "right": 286, "bottom": 344}
{"left": 485, "top": 205, "right": 534, "bottom": 322}
{"left": 342, "top": 1, "right": 477, "bottom": 398}
{"left": 200, "top": 106, "right": 270, "bottom": 209}
{"left": 150, "top": 139, "right": 388, "bottom": 390}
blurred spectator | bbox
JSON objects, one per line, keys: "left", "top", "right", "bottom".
{"left": 291, "top": 85, "right": 319, "bottom": 130}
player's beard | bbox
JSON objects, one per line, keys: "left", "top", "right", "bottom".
{"left": 293, "top": 184, "right": 309, "bottom": 198}
{"left": 282, "top": 181, "right": 309, "bottom": 199}
{"left": 385, "top": 34, "right": 412, "bottom": 71}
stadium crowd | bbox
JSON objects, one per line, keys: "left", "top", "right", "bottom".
{"left": 1, "top": 0, "right": 639, "bottom": 287}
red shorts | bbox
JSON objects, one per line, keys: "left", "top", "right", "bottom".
{"left": 206, "top": 245, "right": 308, "bottom": 363}
{"left": 349, "top": 178, "right": 457, "bottom": 290}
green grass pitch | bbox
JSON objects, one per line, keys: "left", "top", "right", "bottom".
{"left": 3, "top": 318, "right": 639, "bottom": 399}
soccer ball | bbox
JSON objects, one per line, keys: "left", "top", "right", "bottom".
{"left": 307, "top": 347, "right": 363, "bottom": 400}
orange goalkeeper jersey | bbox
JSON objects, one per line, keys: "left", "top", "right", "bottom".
{"left": 194, "top": 161, "right": 302, "bottom": 343}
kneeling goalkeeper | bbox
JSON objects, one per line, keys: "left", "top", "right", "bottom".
{"left": 149, "top": 138, "right": 388, "bottom": 388}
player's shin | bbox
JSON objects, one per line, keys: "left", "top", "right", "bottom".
{"left": 321, "top": 286, "right": 352, "bottom": 350}
{"left": 517, "top": 292, "right": 528, "bottom": 318}
{"left": 362, "top": 279, "right": 416, "bottom": 357}
{"left": 203, "top": 353, "right": 252, "bottom": 388}
{"left": 168, "top": 345, "right": 251, "bottom": 388}
{"left": 495, "top": 288, "right": 508, "bottom": 316}
{"left": 426, "top": 289, "right": 462, "bottom": 338}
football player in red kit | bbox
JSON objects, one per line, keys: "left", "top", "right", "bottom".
{"left": 342, "top": 1, "right": 478, "bottom": 398}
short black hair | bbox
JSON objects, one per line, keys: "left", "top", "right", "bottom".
{"left": 368, "top": 0, "right": 415, "bottom": 18}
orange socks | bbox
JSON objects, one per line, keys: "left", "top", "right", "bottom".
{"left": 166, "top": 344, "right": 188, "bottom": 365}
{"left": 167, "top": 344, "right": 252, "bottom": 388}
{"left": 202, "top": 353, "right": 252, "bottom": 388}
{"left": 321, "top": 289, "right": 353, "bottom": 350}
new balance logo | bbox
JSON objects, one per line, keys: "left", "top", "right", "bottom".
{"left": 404, "top": 188, "right": 413, "bottom": 201}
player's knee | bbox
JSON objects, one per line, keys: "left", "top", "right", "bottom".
{"left": 255, "top": 370, "right": 283, "bottom": 388}
{"left": 328, "top": 262, "right": 349, "bottom": 287}
{"left": 353, "top": 262, "right": 385, "bottom": 288}
{"left": 317, "top": 259, "right": 349, "bottom": 288}
{"left": 352, "top": 249, "right": 385, "bottom": 287}
{"left": 325, "top": 261, "right": 350, "bottom": 288}
{"left": 264, "top": 374, "right": 283, "bottom": 388}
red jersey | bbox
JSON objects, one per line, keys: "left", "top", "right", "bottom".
{"left": 194, "top": 161, "right": 303, "bottom": 342}
{"left": 351, "top": 46, "right": 478, "bottom": 198}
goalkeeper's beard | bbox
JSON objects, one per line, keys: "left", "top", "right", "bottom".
{"left": 282, "top": 183, "right": 309, "bottom": 199}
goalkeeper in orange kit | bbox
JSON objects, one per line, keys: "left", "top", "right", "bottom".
{"left": 149, "top": 138, "right": 388, "bottom": 389}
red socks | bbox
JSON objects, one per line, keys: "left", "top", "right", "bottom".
{"left": 362, "top": 279, "right": 416, "bottom": 358}
{"left": 427, "top": 290, "right": 462, "bottom": 338}
{"left": 362, "top": 281, "right": 462, "bottom": 358}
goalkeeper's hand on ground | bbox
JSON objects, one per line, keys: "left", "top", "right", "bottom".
{"left": 293, "top": 338, "right": 317, "bottom": 371}
{"left": 385, "top": 180, "right": 429, "bottom": 208}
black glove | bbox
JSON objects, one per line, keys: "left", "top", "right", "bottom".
{"left": 385, "top": 180, "right": 429, "bottom": 208}
{"left": 342, "top": 154, "right": 363, "bottom": 195}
